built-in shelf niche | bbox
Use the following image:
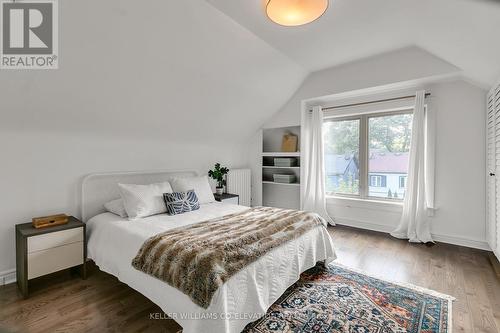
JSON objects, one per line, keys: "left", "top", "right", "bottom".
{"left": 262, "top": 155, "right": 300, "bottom": 167}
{"left": 262, "top": 167, "right": 300, "bottom": 184}
{"left": 262, "top": 126, "right": 300, "bottom": 153}
{"left": 261, "top": 126, "right": 301, "bottom": 209}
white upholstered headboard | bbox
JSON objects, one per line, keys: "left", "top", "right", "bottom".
{"left": 81, "top": 169, "right": 198, "bottom": 222}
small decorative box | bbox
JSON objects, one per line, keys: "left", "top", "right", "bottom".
{"left": 273, "top": 174, "right": 296, "bottom": 183}
{"left": 274, "top": 158, "right": 297, "bottom": 167}
{"left": 32, "top": 214, "right": 69, "bottom": 229}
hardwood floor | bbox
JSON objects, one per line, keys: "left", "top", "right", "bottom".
{"left": 0, "top": 225, "right": 499, "bottom": 333}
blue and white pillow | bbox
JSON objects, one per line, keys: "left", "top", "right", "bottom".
{"left": 163, "top": 190, "right": 200, "bottom": 216}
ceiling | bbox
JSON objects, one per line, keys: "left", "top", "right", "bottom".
{"left": 2, "top": 0, "right": 498, "bottom": 144}
{"left": 0, "top": 0, "right": 306, "bottom": 142}
{"left": 207, "top": 0, "right": 500, "bottom": 88}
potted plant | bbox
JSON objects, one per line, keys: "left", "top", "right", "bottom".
{"left": 208, "top": 163, "right": 229, "bottom": 195}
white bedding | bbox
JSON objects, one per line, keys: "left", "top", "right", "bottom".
{"left": 87, "top": 203, "right": 336, "bottom": 333}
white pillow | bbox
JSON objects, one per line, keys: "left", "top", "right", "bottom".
{"left": 118, "top": 181, "right": 173, "bottom": 219}
{"left": 104, "top": 198, "right": 128, "bottom": 218}
{"left": 170, "top": 176, "right": 215, "bottom": 204}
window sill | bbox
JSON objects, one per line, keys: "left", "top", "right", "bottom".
{"left": 326, "top": 195, "right": 403, "bottom": 213}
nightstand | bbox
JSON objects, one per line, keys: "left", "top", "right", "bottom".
{"left": 214, "top": 193, "right": 239, "bottom": 205}
{"left": 15, "top": 216, "right": 86, "bottom": 298}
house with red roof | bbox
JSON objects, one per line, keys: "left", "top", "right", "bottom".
{"left": 325, "top": 151, "right": 409, "bottom": 199}
{"left": 368, "top": 152, "right": 409, "bottom": 199}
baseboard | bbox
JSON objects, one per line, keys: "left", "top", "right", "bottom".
{"left": 335, "top": 217, "right": 491, "bottom": 251}
{"left": 431, "top": 233, "right": 491, "bottom": 251}
{"left": 0, "top": 269, "right": 16, "bottom": 286}
{"left": 335, "top": 217, "right": 394, "bottom": 234}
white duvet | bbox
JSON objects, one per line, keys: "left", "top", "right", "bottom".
{"left": 87, "top": 203, "right": 336, "bottom": 333}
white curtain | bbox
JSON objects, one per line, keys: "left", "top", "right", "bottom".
{"left": 301, "top": 105, "right": 334, "bottom": 225}
{"left": 391, "top": 90, "right": 435, "bottom": 243}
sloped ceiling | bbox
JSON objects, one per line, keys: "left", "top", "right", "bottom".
{"left": 207, "top": 0, "right": 500, "bottom": 88}
{"left": 0, "top": 0, "right": 306, "bottom": 142}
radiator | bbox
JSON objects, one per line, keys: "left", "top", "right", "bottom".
{"left": 226, "top": 169, "right": 251, "bottom": 206}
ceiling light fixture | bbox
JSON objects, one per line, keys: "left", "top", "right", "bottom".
{"left": 266, "top": 0, "right": 329, "bottom": 27}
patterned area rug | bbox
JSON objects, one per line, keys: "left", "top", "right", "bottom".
{"left": 243, "top": 264, "right": 453, "bottom": 333}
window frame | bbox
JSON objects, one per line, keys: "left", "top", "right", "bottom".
{"left": 324, "top": 108, "right": 413, "bottom": 202}
{"left": 369, "top": 175, "right": 386, "bottom": 187}
{"left": 399, "top": 176, "right": 406, "bottom": 189}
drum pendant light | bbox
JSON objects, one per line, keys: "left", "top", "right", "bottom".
{"left": 266, "top": 0, "right": 329, "bottom": 26}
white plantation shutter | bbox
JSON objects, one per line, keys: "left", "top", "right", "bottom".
{"left": 487, "top": 82, "right": 500, "bottom": 259}
{"left": 496, "top": 86, "right": 500, "bottom": 257}
{"left": 487, "top": 92, "right": 495, "bottom": 249}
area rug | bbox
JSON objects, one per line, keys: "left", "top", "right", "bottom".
{"left": 243, "top": 264, "right": 453, "bottom": 333}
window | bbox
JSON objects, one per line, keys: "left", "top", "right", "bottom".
{"left": 324, "top": 110, "right": 413, "bottom": 201}
{"left": 369, "top": 175, "right": 386, "bottom": 187}
{"left": 323, "top": 118, "right": 360, "bottom": 195}
{"left": 399, "top": 176, "right": 406, "bottom": 189}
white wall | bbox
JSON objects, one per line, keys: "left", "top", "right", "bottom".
{"left": 265, "top": 47, "right": 462, "bottom": 129}
{"left": 0, "top": 131, "right": 247, "bottom": 274}
{"left": 0, "top": 0, "right": 307, "bottom": 274}
{"left": 253, "top": 49, "right": 488, "bottom": 249}
{"left": 428, "top": 80, "right": 486, "bottom": 244}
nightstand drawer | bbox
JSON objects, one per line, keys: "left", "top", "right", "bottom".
{"left": 28, "top": 241, "right": 84, "bottom": 279}
{"left": 221, "top": 197, "right": 239, "bottom": 205}
{"left": 28, "top": 227, "right": 83, "bottom": 253}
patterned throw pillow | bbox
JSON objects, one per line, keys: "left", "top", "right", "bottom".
{"left": 163, "top": 190, "right": 200, "bottom": 216}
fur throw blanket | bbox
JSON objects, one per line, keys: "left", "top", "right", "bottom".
{"left": 131, "top": 206, "right": 326, "bottom": 309}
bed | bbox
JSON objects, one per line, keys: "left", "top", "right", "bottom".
{"left": 82, "top": 170, "right": 336, "bottom": 333}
